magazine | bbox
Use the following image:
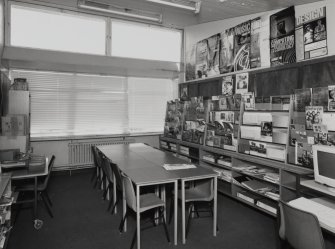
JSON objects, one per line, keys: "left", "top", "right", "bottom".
{"left": 242, "top": 92, "right": 255, "bottom": 110}
{"left": 305, "top": 106, "right": 323, "bottom": 129}
{"left": 294, "top": 88, "right": 312, "bottom": 111}
{"left": 250, "top": 17, "right": 261, "bottom": 68}
{"left": 328, "top": 85, "right": 335, "bottom": 111}
{"left": 234, "top": 20, "right": 251, "bottom": 71}
{"left": 235, "top": 72, "right": 249, "bottom": 94}
{"left": 206, "top": 33, "right": 221, "bottom": 77}
{"left": 222, "top": 75, "right": 234, "bottom": 96}
{"left": 219, "top": 28, "right": 235, "bottom": 74}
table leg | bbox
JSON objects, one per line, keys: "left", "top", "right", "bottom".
{"left": 213, "top": 176, "right": 217, "bottom": 237}
{"left": 174, "top": 180, "right": 178, "bottom": 246}
{"left": 113, "top": 173, "right": 117, "bottom": 214}
{"left": 122, "top": 180, "right": 127, "bottom": 232}
{"left": 161, "top": 185, "right": 166, "bottom": 221}
{"left": 182, "top": 180, "right": 186, "bottom": 244}
{"left": 136, "top": 185, "right": 141, "bottom": 249}
{"left": 34, "top": 176, "right": 38, "bottom": 219}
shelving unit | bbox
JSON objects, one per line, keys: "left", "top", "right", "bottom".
{"left": 0, "top": 174, "right": 14, "bottom": 249}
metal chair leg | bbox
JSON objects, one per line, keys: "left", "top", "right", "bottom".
{"left": 111, "top": 196, "right": 120, "bottom": 214}
{"left": 186, "top": 203, "right": 193, "bottom": 239}
{"left": 119, "top": 209, "right": 128, "bottom": 233}
{"left": 44, "top": 191, "right": 53, "bottom": 206}
{"left": 41, "top": 193, "right": 53, "bottom": 218}
{"left": 130, "top": 227, "right": 137, "bottom": 249}
{"left": 160, "top": 207, "right": 170, "bottom": 243}
{"left": 168, "top": 197, "right": 174, "bottom": 224}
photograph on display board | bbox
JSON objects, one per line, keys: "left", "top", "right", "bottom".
{"left": 206, "top": 33, "right": 221, "bottom": 77}
{"left": 328, "top": 85, "right": 335, "bottom": 111}
{"left": 235, "top": 72, "right": 249, "bottom": 94}
{"left": 305, "top": 106, "right": 323, "bottom": 130}
{"left": 270, "top": 6, "right": 296, "bottom": 66}
{"left": 195, "top": 39, "right": 209, "bottom": 79}
{"left": 185, "top": 44, "right": 196, "bottom": 81}
{"left": 220, "top": 28, "right": 235, "bottom": 74}
{"left": 233, "top": 20, "right": 251, "bottom": 71}
{"left": 296, "top": 6, "right": 327, "bottom": 61}
{"left": 250, "top": 17, "right": 262, "bottom": 68}
{"left": 222, "top": 75, "right": 234, "bottom": 96}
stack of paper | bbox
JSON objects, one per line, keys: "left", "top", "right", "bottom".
{"left": 263, "top": 172, "right": 280, "bottom": 184}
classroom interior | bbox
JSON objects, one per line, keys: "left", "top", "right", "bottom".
{"left": 1, "top": 0, "right": 335, "bottom": 248}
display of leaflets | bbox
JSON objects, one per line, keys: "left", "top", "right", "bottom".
{"left": 164, "top": 100, "right": 185, "bottom": 139}
{"left": 312, "top": 86, "right": 328, "bottom": 110}
{"left": 305, "top": 106, "right": 323, "bottom": 130}
{"left": 256, "top": 199, "right": 277, "bottom": 214}
{"left": 220, "top": 28, "right": 235, "bottom": 74}
{"left": 222, "top": 75, "right": 234, "bottom": 96}
{"left": 163, "top": 164, "right": 197, "bottom": 170}
{"left": 261, "top": 121, "right": 273, "bottom": 137}
{"left": 234, "top": 20, "right": 251, "bottom": 71}
{"left": 270, "top": 6, "right": 296, "bottom": 66}
{"left": 296, "top": 6, "right": 327, "bottom": 61}
{"left": 295, "top": 142, "right": 313, "bottom": 168}
{"left": 249, "top": 141, "right": 267, "bottom": 157}
{"left": 235, "top": 72, "right": 249, "bottom": 94}
{"left": 185, "top": 44, "right": 196, "bottom": 81}
{"left": 180, "top": 85, "right": 188, "bottom": 101}
{"left": 206, "top": 33, "right": 221, "bottom": 77}
{"left": 195, "top": 39, "right": 209, "bottom": 79}
{"left": 328, "top": 85, "right": 335, "bottom": 111}
{"left": 294, "top": 88, "right": 312, "bottom": 111}
{"left": 250, "top": 17, "right": 261, "bottom": 68}
{"left": 242, "top": 92, "right": 255, "bottom": 110}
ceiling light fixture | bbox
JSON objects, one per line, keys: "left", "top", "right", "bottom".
{"left": 78, "top": 0, "right": 163, "bottom": 23}
{"left": 146, "top": 0, "right": 201, "bottom": 14}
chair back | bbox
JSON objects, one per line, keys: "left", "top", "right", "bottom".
{"left": 122, "top": 175, "right": 137, "bottom": 211}
{"left": 279, "top": 201, "right": 325, "bottom": 249}
{"left": 193, "top": 178, "right": 214, "bottom": 201}
{"left": 101, "top": 156, "right": 113, "bottom": 183}
{"left": 41, "top": 155, "right": 55, "bottom": 190}
{"left": 93, "top": 147, "right": 103, "bottom": 169}
{"left": 110, "top": 162, "right": 123, "bottom": 191}
{"left": 91, "top": 146, "right": 99, "bottom": 168}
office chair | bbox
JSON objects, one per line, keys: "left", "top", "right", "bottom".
{"left": 16, "top": 155, "right": 56, "bottom": 218}
{"left": 168, "top": 178, "right": 216, "bottom": 238}
{"left": 119, "top": 175, "right": 170, "bottom": 249}
{"left": 278, "top": 200, "right": 325, "bottom": 249}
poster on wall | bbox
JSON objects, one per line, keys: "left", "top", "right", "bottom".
{"left": 235, "top": 72, "right": 249, "bottom": 94}
{"left": 206, "top": 34, "right": 221, "bottom": 77}
{"left": 250, "top": 17, "right": 262, "bottom": 69}
{"left": 195, "top": 39, "right": 209, "bottom": 79}
{"left": 233, "top": 20, "right": 251, "bottom": 71}
{"left": 220, "top": 28, "right": 235, "bottom": 74}
{"left": 328, "top": 85, "right": 335, "bottom": 111}
{"left": 185, "top": 44, "right": 196, "bottom": 81}
{"left": 222, "top": 75, "right": 234, "bottom": 96}
{"left": 296, "top": 6, "right": 327, "bottom": 61}
{"left": 270, "top": 6, "right": 296, "bottom": 67}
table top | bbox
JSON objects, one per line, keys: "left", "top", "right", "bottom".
{"left": 10, "top": 157, "right": 48, "bottom": 179}
{"left": 98, "top": 143, "right": 217, "bottom": 185}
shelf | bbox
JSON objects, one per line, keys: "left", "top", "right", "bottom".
{"left": 281, "top": 182, "right": 297, "bottom": 191}
{"left": 234, "top": 194, "right": 277, "bottom": 217}
{"left": 232, "top": 169, "right": 279, "bottom": 186}
{"left": 201, "top": 159, "right": 232, "bottom": 171}
{"left": 232, "top": 182, "right": 279, "bottom": 202}
{"left": 239, "top": 137, "right": 286, "bottom": 146}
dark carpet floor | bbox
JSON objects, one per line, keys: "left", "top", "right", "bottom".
{"left": 7, "top": 169, "right": 279, "bottom": 249}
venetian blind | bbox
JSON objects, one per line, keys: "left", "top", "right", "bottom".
{"left": 10, "top": 70, "right": 128, "bottom": 137}
{"left": 128, "top": 77, "right": 174, "bottom": 133}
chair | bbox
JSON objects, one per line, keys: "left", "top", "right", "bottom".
{"left": 100, "top": 155, "right": 114, "bottom": 203}
{"left": 108, "top": 162, "right": 123, "bottom": 213}
{"left": 16, "top": 155, "right": 56, "bottom": 218}
{"left": 168, "top": 178, "right": 216, "bottom": 238}
{"left": 278, "top": 200, "right": 325, "bottom": 249}
{"left": 91, "top": 146, "right": 102, "bottom": 188}
{"left": 119, "top": 175, "right": 170, "bottom": 249}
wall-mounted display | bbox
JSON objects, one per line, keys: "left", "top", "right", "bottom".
{"left": 234, "top": 20, "right": 251, "bottom": 71}
{"left": 220, "top": 28, "right": 235, "bottom": 74}
{"left": 250, "top": 17, "right": 262, "bottom": 68}
{"left": 296, "top": 6, "right": 327, "bottom": 61}
{"left": 270, "top": 6, "right": 296, "bottom": 67}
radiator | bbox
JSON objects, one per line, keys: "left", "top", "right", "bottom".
{"left": 68, "top": 139, "right": 135, "bottom": 168}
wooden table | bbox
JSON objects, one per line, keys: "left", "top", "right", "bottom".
{"left": 98, "top": 143, "right": 218, "bottom": 248}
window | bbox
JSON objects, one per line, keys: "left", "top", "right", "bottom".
{"left": 10, "top": 70, "right": 128, "bottom": 137}
{"left": 111, "top": 21, "right": 182, "bottom": 62}
{"left": 10, "top": 4, "right": 106, "bottom": 55}
{"left": 10, "top": 70, "right": 175, "bottom": 138}
{"left": 128, "top": 77, "right": 174, "bottom": 133}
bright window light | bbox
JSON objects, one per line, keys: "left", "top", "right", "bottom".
{"left": 10, "top": 4, "right": 106, "bottom": 55}
{"left": 111, "top": 21, "right": 182, "bottom": 62}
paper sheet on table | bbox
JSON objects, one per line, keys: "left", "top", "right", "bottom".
{"left": 163, "top": 164, "right": 197, "bottom": 170}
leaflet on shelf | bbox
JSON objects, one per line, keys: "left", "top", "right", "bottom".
{"left": 256, "top": 199, "right": 277, "bottom": 214}
{"left": 241, "top": 126, "right": 261, "bottom": 140}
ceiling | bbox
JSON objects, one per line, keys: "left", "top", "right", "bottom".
{"left": 23, "top": 0, "right": 322, "bottom": 27}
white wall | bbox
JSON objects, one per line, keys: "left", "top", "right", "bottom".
{"left": 184, "top": 1, "right": 333, "bottom": 70}
{"left": 0, "top": 0, "right": 4, "bottom": 60}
